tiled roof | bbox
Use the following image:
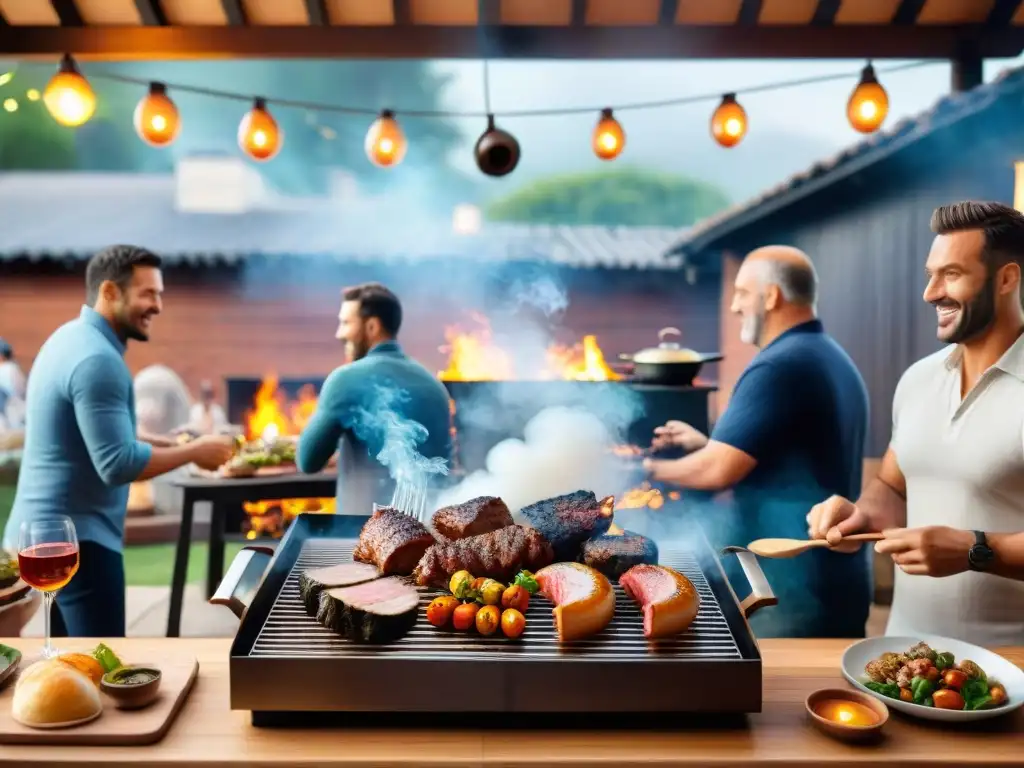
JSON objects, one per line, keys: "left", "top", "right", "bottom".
{"left": 0, "top": 172, "right": 687, "bottom": 271}
{"left": 668, "top": 64, "right": 1024, "bottom": 257}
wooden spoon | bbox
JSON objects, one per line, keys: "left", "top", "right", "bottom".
{"left": 745, "top": 533, "right": 885, "bottom": 559}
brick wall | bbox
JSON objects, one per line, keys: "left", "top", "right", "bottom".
{"left": 0, "top": 261, "right": 722, "bottom": 399}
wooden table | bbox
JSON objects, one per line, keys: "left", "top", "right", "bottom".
{"left": 164, "top": 471, "right": 336, "bottom": 637}
{"left": 0, "top": 638, "right": 1020, "bottom": 767}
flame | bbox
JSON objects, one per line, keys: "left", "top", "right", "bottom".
{"left": 614, "top": 482, "right": 679, "bottom": 510}
{"left": 438, "top": 315, "right": 620, "bottom": 382}
{"left": 241, "top": 374, "right": 333, "bottom": 538}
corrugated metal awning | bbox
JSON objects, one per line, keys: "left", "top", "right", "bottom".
{"left": 0, "top": 0, "right": 1022, "bottom": 60}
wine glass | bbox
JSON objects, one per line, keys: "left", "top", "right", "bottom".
{"left": 18, "top": 517, "right": 79, "bottom": 659}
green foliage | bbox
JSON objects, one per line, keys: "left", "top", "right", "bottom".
{"left": 485, "top": 167, "right": 730, "bottom": 227}
{"left": 0, "top": 67, "right": 77, "bottom": 170}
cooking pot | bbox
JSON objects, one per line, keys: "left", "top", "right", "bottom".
{"left": 618, "top": 327, "right": 722, "bottom": 386}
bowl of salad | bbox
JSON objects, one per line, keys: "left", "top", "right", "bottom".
{"left": 841, "top": 635, "right": 1024, "bottom": 722}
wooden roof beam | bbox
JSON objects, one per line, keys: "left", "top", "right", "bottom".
{"left": 988, "top": 0, "right": 1024, "bottom": 25}
{"left": 570, "top": 0, "right": 586, "bottom": 26}
{"left": 49, "top": 0, "right": 83, "bottom": 27}
{"left": 134, "top": 0, "right": 169, "bottom": 26}
{"left": 738, "top": 0, "right": 763, "bottom": 25}
{"left": 811, "top": 0, "right": 841, "bottom": 26}
{"left": 657, "top": 0, "right": 679, "bottom": 26}
{"left": 1, "top": 24, "right": 1022, "bottom": 60}
{"left": 892, "top": 0, "right": 928, "bottom": 25}
{"left": 305, "top": 0, "right": 328, "bottom": 26}
{"left": 219, "top": 0, "right": 247, "bottom": 26}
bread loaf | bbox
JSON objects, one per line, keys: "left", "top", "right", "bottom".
{"left": 12, "top": 658, "right": 103, "bottom": 726}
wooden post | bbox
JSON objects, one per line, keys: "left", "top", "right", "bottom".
{"left": 951, "top": 52, "right": 983, "bottom": 92}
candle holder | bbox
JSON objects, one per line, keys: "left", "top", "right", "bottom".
{"left": 805, "top": 688, "right": 889, "bottom": 743}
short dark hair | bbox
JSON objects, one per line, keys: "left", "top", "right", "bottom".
{"left": 930, "top": 201, "right": 1024, "bottom": 279}
{"left": 85, "top": 245, "right": 162, "bottom": 305}
{"left": 0, "top": 339, "right": 11, "bottom": 360}
{"left": 342, "top": 282, "right": 402, "bottom": 337}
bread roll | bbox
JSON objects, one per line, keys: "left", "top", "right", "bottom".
{"left": 12, "top": 659, "right": 103, "bottom": 726}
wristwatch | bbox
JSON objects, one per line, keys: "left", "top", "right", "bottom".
{"left": 968, "top": 530, "right": 995, "bottom": 572}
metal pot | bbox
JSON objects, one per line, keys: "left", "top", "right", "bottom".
{"left": 618, "top": 327, "right": 722, "bottom": 386}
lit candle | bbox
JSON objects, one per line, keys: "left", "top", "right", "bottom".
{"left": 812, "top": 698, "right": 880, "bottom": 727}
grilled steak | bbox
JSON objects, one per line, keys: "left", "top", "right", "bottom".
{"left": 298, "top": 562, "right": 381, "bottom": 617}
{"left": 413, "top": 524, "right": 555, "bottom": 587}
{"left": 520, "top": 490, "right": 615, "bottom": 560}
{"left": 582, "top": 531, "right": 659, "bottom": 579}
{"left": 315, "top": 577, "right": 419, "bottom": 643}
{"left": 352, "top": 507, "right": 436, "bottom": 576}
{"left": 431, "top": 496, "right": 514, "bottom": 540}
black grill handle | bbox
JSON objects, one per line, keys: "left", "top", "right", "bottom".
{"left": 209, "top": 545, "right": 275, "bottom": 620}
{"left": 719, "top": 545, "right": 778, "bottom": 619}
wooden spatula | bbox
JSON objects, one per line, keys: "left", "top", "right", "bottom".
{"left": 745, "top": 533, "right": 885, "bottom": 559}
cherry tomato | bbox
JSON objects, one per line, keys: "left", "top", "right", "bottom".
{"left": 475, "top": 605, "right": 501, "bottom": 636}
{"left": 942, "top": 669, "right": 967, "bottom": 690}
{"left": 452, "top": 602, "right": 480, "bottom": 631}
{"left": 990, "top": 685, "right": 1008, "bottom": 706}
{"left": 501, "top": 608, "right": 526, "bottom": 639}
{"left": 426, "top": 596, "right": 459, "bottom": 628}
{"left": 899, "top": 687, "right": 913, "bottom": 702}
{"left": 501, "top": 584, "right": 530, "bottom": 612}
{"left": 933, "top": 689, "right": 965, "bottom": 710}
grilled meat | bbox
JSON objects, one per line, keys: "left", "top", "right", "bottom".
{"left": 298, "top": 562, "right": 381, "bottom": 617}
{"left": 352, "top": 507, "right": 436, "bottom": 576}
{"left": 413, "top": 524, "right": 555, "bottom": 587}
{"left": 315, "top": 577, "right": 419, "bottom": 643}
{"left": 619, "top": 564, "right": 700, "bottom": 639}
{"left": 519, "top": 490, "right": 614, "bottom": 560}
{"left": 582, "top": 531, "right": 659, "bottom": 579}
{"left": 431, "top": 496, "right": 514, "bottom": 540}
{"left": 535, "top": 562, "right": 615, "bottom": 642}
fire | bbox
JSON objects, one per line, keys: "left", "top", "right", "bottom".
{"left": 438, "top": 315, "right": 620, "bottom": 382}
{"left": 245, "top": 373, "right": 318, "bottom": 441}
{"left": 242, "top": 374, "right": 333, "bottom": 538}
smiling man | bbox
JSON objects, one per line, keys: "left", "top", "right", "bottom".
{"left": 645, "top": 245, "right": 872, "bottom": 638}
{"left": 810, "top": 201, "right": 1024, "bottom": 646}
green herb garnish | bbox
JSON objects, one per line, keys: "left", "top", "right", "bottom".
{"left": 910, "top": 675, "right": 936, "bottom": 705}
{"left": 961, "top": 678, "right": 992, "bottom": 710}
{"left": 864, "top": 681, "right": 900, "bottom": 700}
{"left": 935, "top": 652, "right": 955, "bottom": 671}
{"left": 513, "top": 570, "right": 539, "bottom": 595}
{"left": 92, "top": 643, "right": 123, "bottom": 674}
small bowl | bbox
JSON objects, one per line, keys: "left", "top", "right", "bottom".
{"left": 0, "top": 643, "right": 21, "bottom": 691}
{"left": 100, "top": 665, "right": 162, "bottom": 710}
{"left": 806, "top": 687, "right": 889, "bottom": 743}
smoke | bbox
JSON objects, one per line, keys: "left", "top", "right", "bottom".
{"left": 506, "top": 267, "right": 569, "bottom": 318}
{"left": 436, "top": 404, "right": 643, "bottom": 514}
{"left": 349, "top": 384, "right": 449, "bottom": 487}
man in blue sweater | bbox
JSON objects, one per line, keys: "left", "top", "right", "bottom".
{"left": 297, "top": 283, "right": 453, "bottom": 513}
{"left": 4, "top": 245, "right": 234, "bottom": 637}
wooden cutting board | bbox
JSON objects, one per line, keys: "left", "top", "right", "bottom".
{"left": 0, "top": 651, "right": 198, "bottom": 746}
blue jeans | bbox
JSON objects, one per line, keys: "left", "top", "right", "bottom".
{"left": 50, "top": 540, "right": 126, "bottom": 638}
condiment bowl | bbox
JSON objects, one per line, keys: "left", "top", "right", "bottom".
{"left": 0, "top": 643, "right": 21, "bottom": 691}
{"left": 805, "top": 687, "right": 888, "bottom": 743}
{"left": 100, "top": 665, "right": 162, "bottom": 709}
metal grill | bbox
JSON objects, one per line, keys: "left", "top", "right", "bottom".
{"left": 250, "top": 538, "right": 742, "bottom": 660}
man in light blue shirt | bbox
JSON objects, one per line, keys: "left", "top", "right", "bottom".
{"left": 4, "top": 245, "right": 234, "bottom": 637}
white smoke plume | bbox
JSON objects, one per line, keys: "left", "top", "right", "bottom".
{"left": 435, "top": 405, "right": 639, "bottom": 515}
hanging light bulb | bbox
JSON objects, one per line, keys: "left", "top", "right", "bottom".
{"left": 847, "top": 63, "right": 888, "bottom": 134}
{"left": 474, "top": 114, "right": 520, "bottom": 177}
{"left": 133, "top": 82, "right": 181, "bottom": 147}
{"left": 238, "top": 97, "right": 282, "bottom": 162}
{"left": 711, "top": 93, "right": 747, "bottom": 148}
{"left": 43, "top": 54, "right": 96, "bottom": 128}
{"left": 592, "top": 108, "right": 625, "bottom": 161}
{"left": 365, "top": 109, "right": 407, "bottom": 167}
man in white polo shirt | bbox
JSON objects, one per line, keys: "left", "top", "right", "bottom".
{"left": 808, "top": 201, "right": 1024, "bottom": 647}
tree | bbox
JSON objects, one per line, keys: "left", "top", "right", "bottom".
{"left": 484, "top": 167, "right": 731, "bottom": 227}
{"left": 0, "top": 65, "right": 77, "bottom": 170}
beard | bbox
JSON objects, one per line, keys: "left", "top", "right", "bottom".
{"left": 116, "top": 305, "right": 154, "bottom": 342}
{"left": 345, "top": 331, "right": 370, "bottom": 362}
{"left": 936, "top": 272, "right": 997, "bottom": 345}
{"left": 739, "top": 298, "right": 766, "bottom": 347}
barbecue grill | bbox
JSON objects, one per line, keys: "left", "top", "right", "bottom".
{"left": 213, "top": 513, "right": 777, "bottom": 725}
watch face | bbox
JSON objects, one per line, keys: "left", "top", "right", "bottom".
{"left": 970, "top": 545, "right": 995, "bottom": 567}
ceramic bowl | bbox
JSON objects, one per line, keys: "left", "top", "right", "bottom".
{"left": 0, "top": 643, "right": 21, "bottom": 690}
{"left": 842, "top": 635, "right": 1024, "bottom": 722}
{"left": 100, "top": 665, "right": 162, "bottom": 709}
{"left": 805, "top": 687, "right": 889, "bottom": 743}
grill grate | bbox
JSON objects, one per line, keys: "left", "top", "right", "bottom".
{"left": 249, "top": 538, "right": 742, "bottom": 660}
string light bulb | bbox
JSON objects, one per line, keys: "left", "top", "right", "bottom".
{"left": 592, "top": 108, "right": 625, "bottom": 161}
{"left": 847, "top": 63, "right": 888, "bottom": 134}
{"left": 43, "top": 54, "right": 96, "bottom": 128}
{"left": 365, "top": 109, "right": 407, "bottom": 167}
{"left": 238, "top": 97, "right": 282, "bottom": 162}
{"left": 133, "top": 82, "right": 180, "bottom": 147}
{"left": 711, "top": 93, "right": 747, "bottom": 148}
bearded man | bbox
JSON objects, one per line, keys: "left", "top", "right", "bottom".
{"left": 4, "top": 245, "right": 234, "bottom": 638}
{"left": 810, "top": 201, "right": 1024, "bottom": 647}
{"left": 297, "top": 283, "right": 452, "bottom": 513}
{"left": 645, "top": 245, "right": 872, "bottom": 638}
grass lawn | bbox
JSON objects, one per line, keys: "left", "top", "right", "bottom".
{"left": 0, "top": 483, "right": 243, "bottom": 587}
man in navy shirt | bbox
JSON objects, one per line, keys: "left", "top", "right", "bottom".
{"left": 645, "top": 246, "right": 872, "bottom": 638}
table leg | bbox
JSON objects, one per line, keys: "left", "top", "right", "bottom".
{"left": 206, "top": 504, "right": 226, "bottom": 601}
{"left": 167, "top": 490, "right": 195, "bottom": 637}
